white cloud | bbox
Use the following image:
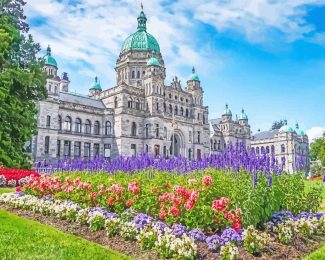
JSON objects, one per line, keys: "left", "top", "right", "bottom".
{"left": 306, "top": 126, "right": 325, "bottom": 142}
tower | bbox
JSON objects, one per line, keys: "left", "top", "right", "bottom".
{"left": 43, "top": 45, "right": 60, "bottom": 95}
{"left": 60, "top": 72, "right": 70, "bottom": 92}
{"left": 89, "top": 76, "right": 102, "bottom": 97}
{"left": 186, "top": 67, "right": 203, "bottom": 106}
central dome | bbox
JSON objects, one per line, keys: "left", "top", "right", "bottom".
{"left": 121, "top": 10, "right": 160, "bottom": 53}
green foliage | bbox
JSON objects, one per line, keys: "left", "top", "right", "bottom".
{"left": 0, "top": 208, "right": 130, "bottom": 259}
{"left": 242, "top": 225, "right": 270, "bottom": 255}
{"left": 0, "top": 2, "right": 47, "bottom": 168}
{"left": 304, "top": 245, "right": 325, "bottom": 260}
{"left": 310, "top": 132, "right": 325, "bottom": 167}
{"left": 310, "top": 162, "right": 325, "bottom": 177}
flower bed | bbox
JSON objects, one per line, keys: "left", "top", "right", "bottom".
{"left": 22, "top": 169, "right": 323, "bottom": 232}
{"left": 1, "top": 192, "right": 324, "bottom": 259}
{"left": 0, "top": 168, "right": 39, "bottom": 187}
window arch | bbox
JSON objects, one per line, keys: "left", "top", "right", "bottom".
{"left": 132, "top": 71, "right": 135, "bottom": 79}
{"left": 64, "top": 116, "right": 72, "bottom": 131}
{"left": 271, "top": 145, "right": 275, "bottom": 153}
{"left": 256, "top": 147, "right": 260, "bottom": 154}
{"left": 281, "top": 144, "right": 285, "bottom": 153}
{"left": 180, "top": 107, "right": 184, "bottom": 116}
{"left": 169, "top": 104, "right": 172, "bottom": 114}
{"left": 214, "top": 140, "right": 217, "bottom": 150}
{"left": 135, "top": 99, "right": 140, "bottom": 110}
{"left": 58, "top": 115, "right": 62, "bottom": 130}
{"left": 75, "top": 118, "right": 82, "bottom": 133}
{"left": 163, "top": 102, "right": 166, "bottom": 112}
{"left": 174, "top": 105, "right": 178, "bottom": 115}
{"left": 105, "top": 121, "right": 112, "bottom": 135}
{"left": 114, "top": 97, "right": 118, "bottom": 108}
{"left": 85, "top": 119, "right": 91, "bottom": 134}
{"left": 131, "top": 122, "right": 137, "bottom": 136}
{"left": 128, "top": 97, "right": 132, "bottom": 108}
{"left": 94, "top": 121, "right": 100, "bottom": 135}
{"left": 137, "top": 71, "right": 140, "bottom": 78}
{"left": 266, "top": 146, "right": 270, "bottom": 154}
{"left": 186, "top": 109, "right": 189, "bottom": 117}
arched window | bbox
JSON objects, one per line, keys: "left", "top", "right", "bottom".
{"left": 271, "top": 145, "right": 275, "bottom": 153}
{"left": 261, "top": 146, "right": 265, "bottom": 153}
{"left": 145, "top": 124, "right": 149, "bottom": 138}
{"left": 163, "top": 103, "right": 166, "bottom": 112}
{"left": 75, "top": 118, "right": 82, "bottom": 133}
{"left": 156, "top": 102, "right": 159, "bottom": 111}
{"left": 210, "top": 140, "right": 213, "bottom": 149}
{"left": 46, "top": 115, "right": 51, "bottom": 128}
{"left": 64, "top": 116, "right": 71, "bottom": 131}
{"left": 266, "top": 146, "right": 270, "bottom": 154}
{"left": 197, "top": 131, "right": 201, "bottom": 143}
{"left": 218, "top": 140, "right": 221, "bottom": 150}
{"left": 128, "top": 97, "right": 132, "bottom": 108}
{"left": 174, "top": 105, "right": 178, "bottom": 115}
{"left": 281, "top": 144, "right": 285, "bottom": 153}
{"left": 256, "top": 147, "right": 260, "bottom": 154}
{"left": 135, "top": 99, "right": 140, "bottom": 110}
{"left": 131, "top": 122, "right": 137, "bottom": 136}
{"left": 85, "top": 119, "right": 91, "bottom": 134}
{"left": 94, "top": 121, "right": 100, "bottom": 135}
{"left": 114, "top": 97, "right": 118, "bottom": 108}
{"left": 186, "top": 109, "right": 189, "bottom": 117}
{"left": 44, "top": 136, "right": 50, "bottom": 154}
{"left": 169, "top": 104, "right": 172, "bottom": 114}
{"left": 105, "top": 121, "right": 112, "bottom": 135}
{"left": 132, "top": 71, "right": 135, "bottom": 79}
{"left": 137, "top": 71, "right": 140, "bottom": 78}
{"left": 58, "top": 115, "right": 62, "bottom": 130}
{"left": 214, "top": 141, "right": 217, "bottom": 150}
{"left": 180, "top": 107, "right": 184, "bottom": 116}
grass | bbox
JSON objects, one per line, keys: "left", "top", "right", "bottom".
{"left": 304, "top": 245, "right": 325, "bottom": 260}
{"left": 0, "top": 187, "right": 14, "bottom": 194}
{"left": 0, "top": 208, "right": 130, "bottom": 260}
{"left": 304, "top": 180, "right": 325, "bottom": 212}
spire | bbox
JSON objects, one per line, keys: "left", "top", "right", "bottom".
{"left": 137, "top": 5, "right": 147, "bottom": 31}
{"left": 295, "top": 122, "right": 299, "bottom": 129}
{"left": 47, "top": 45, "right": 51, "bottom": 56}
{"left": 283, "top": 119, "right": 287, "bottom": 125}
{"left": 242, "top": 108, "right": 244, "bottom": 113}
{"left": 192, "top": 66, "right": 195, "bottom": 74}
{"left": 95, "top": 76, "right": 98, "bottom": 83}
{"left": 225, "top": 103, "right": 228, "bottom": 109}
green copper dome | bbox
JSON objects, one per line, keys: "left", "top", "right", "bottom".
{"left": 239, "top": 109, "right": 248, "bottom": 120}
{"left": 121, "top": 10, "right": 160, "bottom": 53}
{"left": 223, "top": 104, "right": 232, "bottom": 116}
{"left": 279, "top": 120, "right": 294, "bottom": 133}
{"left": 295, "top": 123, "right": 305, "bottom": 136}
{"left": 147, "top": 57, "right": 160, "bottom": 66}
{"left": 90, "top": 76, "right": 102, "bottom": 90}
{"left": 188, "top": 67, "right": 200, "bottom": 81}
{"left": 44, "top": 45, "right": 57, "bottom": 67}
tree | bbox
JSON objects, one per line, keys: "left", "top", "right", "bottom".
{"left": 309, "top": 132, "right": 325, "bottom": 167}
{"left": 0, "top": 1, "right": 47, "bottom": 168}
{"left": 270, "top": 120, "right": 284, "bottom": 130}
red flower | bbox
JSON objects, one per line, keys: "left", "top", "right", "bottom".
{"left": 159, "top": 211, "right": 166, "bottom": 220}
{"left": 212, "top": 197, "right": 231, "bottom": 212}
{"left": 89, "top": 192, "right": 97, "bottom": 200}
{"left": 106, "top": 196, "right": 115, "bottom": 206}
{"left": 125, "top": 200, "right": 132, "bottom": 207}
{"left": 224, "top": 211, "right": 234, "bottom": 220}
{"left": 184, "top": 200, "right": 195, "bottom": 211}
{"left": 169, "top": 206, "right": 180, "bottom": 216}
{"left": 16, "top": 186, "right": 22, "bottom": 192}
{"left": 232, "top": 219, "right": 241, "bottom": 232}
{"left": 202, "top": 175, "right": 213, "bottom": 186}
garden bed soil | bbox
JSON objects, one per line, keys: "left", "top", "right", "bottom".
{"left": 1, "top": 204, "right": 324, "bottom": 260}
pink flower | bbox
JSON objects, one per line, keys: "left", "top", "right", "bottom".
{"left": 169, "top": 206, "right": 180, "bottom": 216}
{"left": 16, "top": 186, "right": 22, "bottom": 192}
{"left": 184, "top": 200, "right": 195, "bottom": 211}
{"left": 67, "top": 185, "right": 74, "bottom": 193}
{"left": 202, "top": 175, "right": 213, "bottom": 186}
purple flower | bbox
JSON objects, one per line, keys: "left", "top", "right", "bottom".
{"left": 220, "top": 227, "right": 242, "bottom": 246}
{"left": 133, "top": 213, "right": 155, "bottom": 229}
{"left": 188, "top": 228, "right": 206, "bottom": 241}
{"left": 206, "top": 234, "right": 222, "bottom": 251}
{"left": 153, "top": 221, "right": 168, "bottom": 234}
{"left": 171, "top": 223, "right": 187, "bottom": 237}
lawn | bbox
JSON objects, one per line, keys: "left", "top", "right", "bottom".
{"left": 304, "top": 245, "right": 325, "bottom": 260}
{"left": 0, "top": 208, "right": 130, "bottom": 260}
{"left": 0, "top": 187, "right": 14, "bottom": 194}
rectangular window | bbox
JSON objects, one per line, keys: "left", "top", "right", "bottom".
{"left": 198, "top": 131, "right": 201, "bottom": 143}
{"left": 84, "top": 143, "right": 90, "bottom": 158}
{"left": 44, "top": 136, "right": 50, "bottom": 154}
{"left": 46, "top": 115, "right": 51, "bottom": 128}
{"left": 57, "top": 140, "right": 61, "bottom": 156}
{"left": 63, "top": 140, "right": 71, "bottom": 156}
{"left": 155, "top": 124, "right": 159, "bottom": 138}
{"left": 94, "top": 143, "right": 100, "bottom": 157}
{"left": 74, "top": 142, "right": 81, "bottom": 157}
{"left": 131, "top": 144, "right": 136, "bottom": 156}
{"left": 189, "top": 131, "right": 192, "bottom": 143}
{"left": 104, "top": 144, "right": 111, "bottom": 158}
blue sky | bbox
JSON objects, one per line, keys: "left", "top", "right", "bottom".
{"left": 25, "top": 0, "right": 325, "bottom": 141}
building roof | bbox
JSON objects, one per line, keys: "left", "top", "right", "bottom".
{"left": 121, "top": 10, "right": 160, "bottom": 53}
{"left": 239, "top": 109, "right": 248, "bottom": 120}
{"left": 188, "top": 67, "right": 200, "bottom": 81}
{"left": 253, "top": 129, "right": 279, "bottom": 140}
{"left": 210, "top": 118, "right": 222, "bottom": 126}
{"left": 59, "top": 91, "right": 105, "bottom": 109}
{"left": 44, "top": 46, "right": 58, "bottom": 67}
{"left": 147, "top": 56, "right": 160, "bottom": 66}
{"left": 90, "top": 76, "right": 102, "bottom": 90}
{"left": 222, "top": 104, "right": 232, "bottom": 116}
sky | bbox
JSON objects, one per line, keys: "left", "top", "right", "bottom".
{"left": 25, "top": 0, "right": 325, "bottom": 142}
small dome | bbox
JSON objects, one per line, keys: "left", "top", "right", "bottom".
{"left": 121, "top": 10, "right": 160, "bottom": 53}
{"left": 44, "top": 46, "right": 57, "bottom": 67}
{"left": 188, "top": 67, "right": 200, "bottom": 81}
{"left": 90, "top": 76, "right": 102, "bottom": 90}
{"left": 279, "top": 120, "right": 294, "bottom": 133}
{"left": 147, "top": 57, "right": 160, "bottom": 66}
{"left": 223, "top": 104, "right": 232, "bottom": 116}
{"left": 239, "top": 109, "right": 248, "bottom": 120}
{"left": 295, "top": 123, "right": 305, "bottom": 136}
